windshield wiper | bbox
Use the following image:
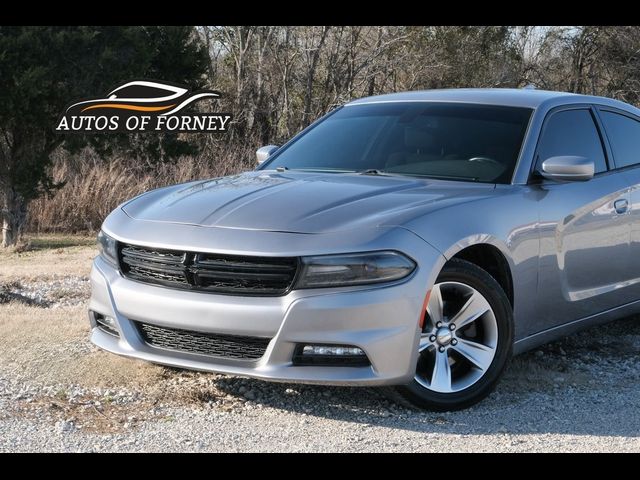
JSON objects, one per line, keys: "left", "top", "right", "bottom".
{"left": 404, "top": 173, "right": 481, "bottom": 182}
{"left": 285, "top": 168, "right": 356, "bottom": 173}
{"left": 359, "top": 169, "right": 389, "bottom": 176}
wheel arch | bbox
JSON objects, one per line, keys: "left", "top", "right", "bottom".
{"left": 440, "top": 236, "right": 515, "bottom": 307}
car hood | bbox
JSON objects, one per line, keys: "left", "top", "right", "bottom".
{"left": 121, "top": 170, "right": 498, "bottom": 234}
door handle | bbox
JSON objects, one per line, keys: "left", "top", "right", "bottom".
{"left": 614, "top": 198, "right": 629, "bottom": 214}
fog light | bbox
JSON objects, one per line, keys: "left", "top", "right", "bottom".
{"left": 93, "top": 312, "right": 120, "bottom": 338}
{"left": 302, "top": 345, "right": 365, "bottom": 356}
{"left": 293, "top": 344, "right": 370, "bottom": 366}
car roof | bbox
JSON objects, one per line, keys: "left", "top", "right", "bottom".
{"left": 346, "top": 88, "right": 639, "bottom": 113}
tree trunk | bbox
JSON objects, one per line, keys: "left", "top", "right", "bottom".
{"left": 1, "top": 187, "right": 27, "bottom": 248}
{"left": 302, "top": 27, "right": 329, "bottom": 125}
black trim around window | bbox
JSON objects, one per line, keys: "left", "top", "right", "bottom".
{"left": 594, "top": 105, "right": 640, "bottom": 173}
{"left": 527, "top": 103, "right": 614, "bottom": 184}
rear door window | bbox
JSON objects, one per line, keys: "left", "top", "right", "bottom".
{"left": 600, "top": 110, "right": 640, "bottom": 169}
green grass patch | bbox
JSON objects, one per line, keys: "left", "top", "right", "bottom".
{"left": 28, "top": 234, "right": 96, "bottom": 250}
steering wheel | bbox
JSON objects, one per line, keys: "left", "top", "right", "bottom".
{"left": 468, "top": 156, "right": 501, "bottom": 165}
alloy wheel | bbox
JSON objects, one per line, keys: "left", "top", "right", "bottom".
{"left": 416, "top": 281, "right": 498, "bottom": 393}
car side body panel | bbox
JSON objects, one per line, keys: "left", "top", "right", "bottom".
{"left": 381, "top": 93, "right": 640, "bottom": 352}
{"left": 397, "top": 185, "right": 540, "bottom": 342}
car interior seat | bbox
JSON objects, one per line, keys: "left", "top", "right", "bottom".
{"left": 385, "top": 127, "right": 442, "bottom": 168}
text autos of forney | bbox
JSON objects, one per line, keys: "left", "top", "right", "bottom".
{"left": 55, "top": 80, "right": 232, "bottom": 133}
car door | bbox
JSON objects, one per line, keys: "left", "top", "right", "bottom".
{"left": 533, "top": 106, "right": 632, "bottom": 334}
{"left": 597, "top": 107, "right": 640, "bottom": 301}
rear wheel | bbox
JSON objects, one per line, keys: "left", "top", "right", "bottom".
{"left": 395, "top": 258, "right": 513, "bottom": 411}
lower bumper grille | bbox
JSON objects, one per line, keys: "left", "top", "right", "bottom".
{"left": 135, "top": 322, "right": 270, "bottom": 360}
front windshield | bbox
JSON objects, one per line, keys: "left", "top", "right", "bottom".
{"left": 265, "top": 102, "right": 532, "bottom": 184}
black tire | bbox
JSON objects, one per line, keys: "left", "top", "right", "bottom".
{"left": 393, "top": 258, "right": 513, "bottom": 411}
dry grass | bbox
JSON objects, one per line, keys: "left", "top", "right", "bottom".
{"left": 0, "top": 303, "right": 163, "bottom": 433}
{"left": 0, "top": 303, "right": 164, "bottom": 388}
{"left": 0, "top": 301, "right": 243, "bottom": 432}
{"left": 27, "top": 146, "right": 255, "bottom": 234}
{"left": 0, "top": 234, "right": 240, "bottom": 405}
{"left": 0, "top": 232, "right": 157, "bottom": 387}
{"left": 0, "top": 232, "right": 246, "bottom": 432}
{"left": 11, "top": 394, "right": 156, "bottom": 434}
{"left": 0, "top": 234, "right": 96, "bottom": 282}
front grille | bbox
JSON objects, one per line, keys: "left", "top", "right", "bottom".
{"left": 136, "top": 322, "right": 270, "bottom": 360}
{"left": 119, "top": 243, "right": 298, "bottom": 296}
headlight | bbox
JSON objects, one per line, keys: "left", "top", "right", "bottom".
{"left": 296, "top": 251, "right": 416, "bottom": 288}
{"left": 97, "top": 230, "right": 118, "bottom": 267}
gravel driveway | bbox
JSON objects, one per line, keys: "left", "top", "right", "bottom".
{"left": 1, "top": 243, "right": 639, "bottom": 452}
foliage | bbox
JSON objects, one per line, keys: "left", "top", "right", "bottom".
{"left": 6, "top": 26, "right": 640, "bottom": 240}
{"left": 201, "top": 26, "right": 640, "bottom": 144}
{"left": 0, "top": 26, "right": 208, "bottom": 246}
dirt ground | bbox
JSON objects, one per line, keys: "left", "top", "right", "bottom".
{"left": 1, "top": 235, "right": 639, "bottom": 452}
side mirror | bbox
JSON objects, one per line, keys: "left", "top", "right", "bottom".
{"left": 256, "top": 145, "right": 279, "bottom": 165}
{"left": 539, "top": 156, "right": 594, "bottom": 182}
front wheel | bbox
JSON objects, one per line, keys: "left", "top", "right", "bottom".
{"left": 395, "top": 258, "right": 514, "bottom": 411}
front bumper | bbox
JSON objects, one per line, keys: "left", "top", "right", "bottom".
{"left": 89, "top": 227, "right": 445, "bottom": 386}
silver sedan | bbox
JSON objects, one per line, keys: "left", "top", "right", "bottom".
{"left": 90, "top": 88, "right": 640, "bottom": 410}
